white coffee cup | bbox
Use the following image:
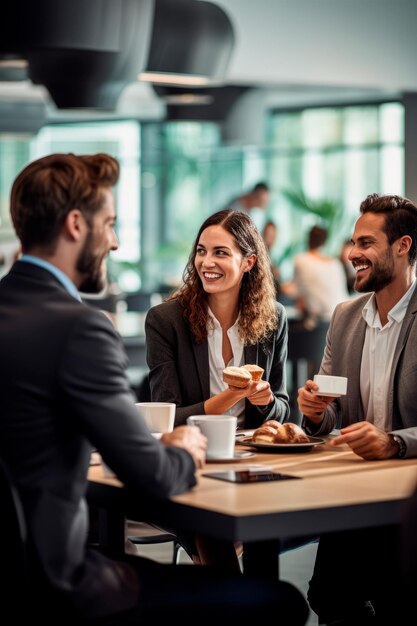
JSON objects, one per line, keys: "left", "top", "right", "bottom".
{"left": 313, "top": 375, "right": 348, "bottom": 397}
{"left": 135, "top": 402, "right": 176, "bottom": 434}
{"left": 187, "top": 415, "right": 237, "bottom": 459}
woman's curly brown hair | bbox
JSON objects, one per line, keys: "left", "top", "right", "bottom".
{"left": 169, "top": 209, "right": 278, "bottom": 345}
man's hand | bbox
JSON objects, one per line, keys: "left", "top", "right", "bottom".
{"left": 330, "top": 421, "right": 399, "bottom": 460}
{"left": 297, "top": 379, "right": 335, "bottom": 425}
{"left": 161, "top": 425, "right": 207, "bottom": 468}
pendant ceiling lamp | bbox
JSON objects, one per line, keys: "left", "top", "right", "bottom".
{"left": 140, "top": 0, "right": 235, "bottom": 87}
{"left": 0, "top": 0, "right": 155, "bottom": 110}
{"left": 152, "top": 84, "right": 250, "bottom": 121}
{"left": 0, "top": 2, "right": 28, "bottom": 81}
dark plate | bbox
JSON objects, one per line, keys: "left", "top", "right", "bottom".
{"left": 237, "top": 436, "right": 325, "bottom": 453}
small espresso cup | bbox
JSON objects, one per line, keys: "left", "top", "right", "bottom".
{"left": 135, "top": 402, "right": 176, "bottom": 434}
{"left": 187, "top": 415, "right": 237, "bottom": 460}
{"left": 313, "top": 375, "right": 348, "bottom": 397}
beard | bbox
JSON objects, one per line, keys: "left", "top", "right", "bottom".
{"left": 354, "top": 247, "right": 394, "bottom": 293}
{"left": 77, "top": 229, "right": 107, "bottom": 294}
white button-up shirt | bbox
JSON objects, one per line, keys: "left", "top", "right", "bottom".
{"left": 207, "top": 307, "right": 246, "bottom": 425}
{"left": 360, "top": 280, "right": 416, "bottom": 431}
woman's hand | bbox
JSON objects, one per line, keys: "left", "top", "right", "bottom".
{"left": 204, "top": 381, "right": 272, "bottom": 414}
{"left": 228, "top": 380, "right": 274, "bottom": 406}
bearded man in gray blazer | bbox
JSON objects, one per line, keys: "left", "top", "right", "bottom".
{"left": 297, "top": 193, "right": 417, "bottom": 626}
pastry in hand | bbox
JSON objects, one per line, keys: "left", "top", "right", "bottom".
{"left": 241, "top": 364, "right": 264, "bottom": 382}
{"left": 223, "top": 366, "right": 251, "bottom": 388}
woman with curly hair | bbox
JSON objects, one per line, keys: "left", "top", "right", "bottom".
{"left": 145, "top": 208, "right": 290, "bottom": 430}
{"left": 145, "top": 209, "right": 289, "bottom": 574}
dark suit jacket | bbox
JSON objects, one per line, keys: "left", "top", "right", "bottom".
{"left": 145, "top": 299, "right": 290, "bottom": 428}
{"left": 0, "top": 261, "right": 196, "bottom": 620}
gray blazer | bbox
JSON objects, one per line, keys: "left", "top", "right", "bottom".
{"left": 304, "top": 285, "right": 417, "bottom": 457}
{"left": 145, "top": 299, "right": 290, "bottom": 428}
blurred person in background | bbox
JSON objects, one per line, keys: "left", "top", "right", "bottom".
{"left": 339, "top": 238, "right": 357, "bottom": 294}
{"left": 293, "top": 225, "right": 350, "bottom": 325}
{"left": 262, "top": 219, "right": 281, "bottom": 285}
{"left": 0, "top": 153, "right": 309, "bottom": 626}
{"left": 223, "top": 181, "right": 270, "bottom": 215}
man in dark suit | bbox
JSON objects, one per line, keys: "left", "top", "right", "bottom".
{"left": 0, "top": 153, "right": 309, "bottom": 625}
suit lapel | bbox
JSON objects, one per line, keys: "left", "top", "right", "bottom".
{"left": 244, "top": 344, "right": 258, "bottom": 367}
{"left": 346, "top": 315, "right": 367, "bottom": 421}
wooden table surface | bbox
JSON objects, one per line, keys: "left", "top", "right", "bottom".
{"left": 88, "top": 434, "right": 417, "bottom": 544}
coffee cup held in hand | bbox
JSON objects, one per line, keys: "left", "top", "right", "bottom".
{"left": 313, "top": 375, "right": 347, "bottom": 397}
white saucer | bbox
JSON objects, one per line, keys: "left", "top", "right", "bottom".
{"left": 206, "top": 451, "right": 256, "bottom": 463}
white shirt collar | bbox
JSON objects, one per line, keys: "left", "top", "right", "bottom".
{"left": 362, "top": 278, "right": 416, "bottom": 328}
{"left": 207, "top": 306, "right": 240, "bottom": 335}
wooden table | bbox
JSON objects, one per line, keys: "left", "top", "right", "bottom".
{"left": 87, "top": 436, "right": 417, "bottom": 551}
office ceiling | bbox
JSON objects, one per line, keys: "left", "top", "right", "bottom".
{"left": 216, "top": 0, "right": 417, "bottom": 93}
{"left": 1, "top": 0, "right": 417, "bottom": 130}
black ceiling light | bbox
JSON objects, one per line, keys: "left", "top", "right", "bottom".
{"left": 152, "top": 84, "right": 250, "bottom": 121}
{"left": 0, "top": 0, "right": 155, "bottom": 110}
{"left": 140, "top": 0, "right": 235, "bottom": 86}
{"left": 0, "top": 2, "right": 28, "bottom": 81}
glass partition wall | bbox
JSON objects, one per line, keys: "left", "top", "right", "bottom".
{"left": 0, "top": 100, "right": 404, "bottom": 291}
{"left": 0, "top": 138, "right": 30, "bottom": 277}
{"left": 265, "top": 102, "right": 404, "bottom": 279}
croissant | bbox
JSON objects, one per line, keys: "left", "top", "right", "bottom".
{"left": 274, "top": 423, "right": 309, "bottom": 444}
{"left": 252, "top": 420, "right": 309, "bottom": 444}
{"left": 252, "top": 425, "right": 277, "bottom": 443}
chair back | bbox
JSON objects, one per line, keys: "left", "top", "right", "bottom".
{"left": 288, "top": 320, "right": 329, "bottom": 361}
{"left": 125, "top": 291, "right": 155, "bottom": 312}
{"left": 287, "top": 320, "right": 329, "bottom": 423}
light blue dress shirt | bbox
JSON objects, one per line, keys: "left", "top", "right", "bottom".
{"left": 19, "top": 254, "right": 82, "bottom": 302}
